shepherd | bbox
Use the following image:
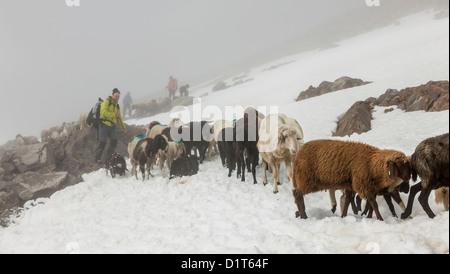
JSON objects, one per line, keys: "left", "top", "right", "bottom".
{"left": 95, "top": 88, "right": 127, "bottom": 163}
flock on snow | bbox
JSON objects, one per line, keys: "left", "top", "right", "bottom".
{"left": 100, "top": 106, "right": 449, "bottom": 223}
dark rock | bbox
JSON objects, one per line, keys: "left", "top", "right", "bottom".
{"left": 0, "top": 123, "right": 146, "bottom": 226}
{"left": 296, "top": 76, "right": 372, "bottom": 101}
{"left": 333, "top": 80, "right": 449, "bottom": 138}
{"left": 333, "top": 101, "right": 372, "bottom": 137}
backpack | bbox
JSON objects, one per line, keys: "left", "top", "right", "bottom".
{"left": 86, "top": 97, "right": 104, "bottom": 128}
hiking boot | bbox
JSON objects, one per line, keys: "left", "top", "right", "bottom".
{"left": 95, "top": 142, "right": 106, "bottom": 163}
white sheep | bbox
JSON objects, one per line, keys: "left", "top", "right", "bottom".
{"left": 158, "top": 141, "right": 186, "bottom": 170}
{"left": 257, "top": 113, "right": 303, "bottom": 193}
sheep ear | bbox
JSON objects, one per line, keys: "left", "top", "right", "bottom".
{"left": 388, "top": 161, "right": 398, "bottom": 179}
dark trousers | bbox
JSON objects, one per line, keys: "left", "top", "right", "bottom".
{"left": 96, "top": 123, "right": 118, "bottom": 161}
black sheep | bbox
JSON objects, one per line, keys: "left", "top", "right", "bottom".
{"left": 174, "top": 121, "right": 211, "bottom": 164}
{"left": 217, "top": 127, "right": 236, "bottom": 177}
{"left": 402, "top": 133, "right": 449, "bottom": 219}
{"left": 169, "top": 155, "right": 199, "bottom": 179}
{"left": 105, "top": 152, "right": 128, "bottom": 178}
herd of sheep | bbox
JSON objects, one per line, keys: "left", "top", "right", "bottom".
{"left": 121, "top": 107, "right": 449, "bottom": 222}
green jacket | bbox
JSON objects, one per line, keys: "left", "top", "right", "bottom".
{"left": 100, "top": 96, "right": 126, "bottom": 129}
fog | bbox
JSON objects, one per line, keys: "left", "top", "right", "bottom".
{"left": 0, "top": 0, "right": 444, "bottom": 144}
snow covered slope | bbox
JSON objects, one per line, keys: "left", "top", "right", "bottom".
{"left": 0, "top": 11, "right": 448, "bottom": 254}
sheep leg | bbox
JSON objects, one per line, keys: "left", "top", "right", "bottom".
{"left": 401, "top": 181, "right": 422, "bottom": 219}
{"left": 383, "top": 194, "right": 397, "bottom": 218}
{"left": 207, "top": 142, "right": 213, "bottom": 161}
{"left": 390, "top": 190, "right": 406, "bottom": 212}
{"left": 240, "top": 155, "right": 246, "bottom": 182}
{"left": 272, "top": 162, "right": 280, "bottom": 194}
{"left": 366, "top": 197, "right": 384, "bottom": 221}
{"left": 285, "top": 158, "right": 293, "bottom": 186}
{"left": 418, "top": 182, "right": 436, "bottom": 219}
{"left": 218, "top": 142, "right": 226, "bottom": 167}
{"left": 329, "top": 190, "right": 337, "bottom": 213}
{"left": 251, "top": 159, "right": 257, "bottom": 184}
{"left": 236, "top": 153, "right": 243, "bottom": 180}
{"left": 140, "top": 165, "right": 146, "bottom": 181}
{"left": 340, "top": 189, "right": 352, "bottom": 218}
{"left": 132, "top": 163, "right": 138, "bottom": 180}
{"left": 362, "top": 201, "right": 371, "bottom": 217}
{"left": 350, "top": 193, "right": 358, "bottom": 215}
{"left": 293, "top": 189, "right": 307, "bottom": 219}
{"left": 262, "top": 160, "right": 268, "bottom": 186}
{"left": 355, "top": 195, "right": 362, "bottom": 212}
{"left": 158, "top": 153, "right": 166, "bottom": 170}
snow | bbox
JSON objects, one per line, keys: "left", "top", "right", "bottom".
{"left": 0, "top": 11, "right": 448, "bottom": 254}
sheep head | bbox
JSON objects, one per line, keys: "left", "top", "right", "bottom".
{"left": 386, "top": 155, "right": 411, "bottom": 192}
{"left": 278, "top": 125, "right": 298, "bottom": 156}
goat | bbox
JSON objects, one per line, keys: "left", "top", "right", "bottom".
{"left": 105, "top": 152, "right": 128, "bottom": 178}
{"left": 401, "top": 133, "right": 449, "bottom": 219}
{"left": 127, "top": 134, "right": 168, "bottom": 180}
{"left": 257, "top": 114, "right": 302, "bottom": 193}
{"left": 292, "top": 139, "right": 411, "bottom": 221}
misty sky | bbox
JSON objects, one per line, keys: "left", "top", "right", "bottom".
{"left": 0, "top": 0, "right": 364, "bottom": 144}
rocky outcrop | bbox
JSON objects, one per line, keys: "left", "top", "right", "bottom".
{"left": 333, "top": 101, "right": 373, "bottom": 137}
{"left": 296, "top": 76, "right": 372, "bottom": 101}
{"left": 0, "top": 124, "right": 146, "bottom": 226}
{"left": 333, "top": 80, "right": 448, "bottom": 137}
{"left": 375, "top": 81, "right": 449, "bottom": 112}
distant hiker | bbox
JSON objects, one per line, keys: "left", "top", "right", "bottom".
{"left": 95, "top": 88, "right": 127, "bottom": 163}
{"left": 167, "top": 76, "right": 178, "bottom": 100}
{"left": 122, "top": 91, "right": 133, "bottom": 118}
{"left": 179, "top": 84, "right": 190, "bottom": 97}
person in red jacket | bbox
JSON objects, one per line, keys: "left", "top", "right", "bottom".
{"left": 167, "top": 76, "right": 178, "bottom": 100}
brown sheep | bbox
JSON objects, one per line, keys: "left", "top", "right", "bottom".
{"left": 401, "top": 133, "right": 449, "bottom": 219}
{"left": 292, "top": 139, "right": 411, "bottom": 221}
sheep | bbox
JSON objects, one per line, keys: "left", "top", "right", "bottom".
{"left": 40, "top": 129, "right": 50, "bottom": 142}
{"left": 217, "top": 126, "right": 236, "bottom": 177}
{"left": 147, "top": 121, "right": 161, "bottom": 132}
{"left": 79, "top": 112, "right": 90, "bottom": 129}
{"left": 257, "top": 114, "right": 302, "bottom": 193}
{"left": 435, "top": 187, "right": 449, "bottom": 211}
{"left": 212, "top": 120, "right": 234, "bottom": 166}
{"left": 147, "top": 118, "right": 184, "bottom": 138}
{"left": 292, "top": 139, "right": 411, "bottom": 221}
{"left": 127, "top": 134, "right": 168, "bottom": 180}
{"left": 169, "top": 154, "right": 199, "bottom": 179}
{"left": 158, "top": 141, "right": 186, "bottom": 170}
{"left": 206, "top": 120, "right": 224, "bottom": 162}
{"left": 401, "top": 133, "right": 449, "bottom": 219}
{"left": 234, "top": 117, "right": 259, "bottom": 184}
{"left": 174, "top": 121, "right": 211, "bottom": 164}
